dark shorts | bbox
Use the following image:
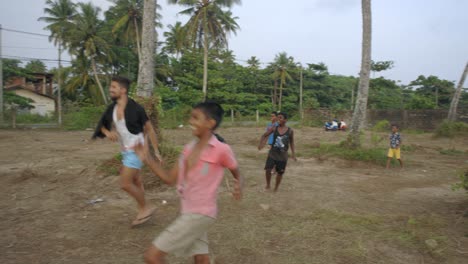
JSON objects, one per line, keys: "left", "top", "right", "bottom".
{"left": 264, "top": 157, "right": 288, "bottom": 174}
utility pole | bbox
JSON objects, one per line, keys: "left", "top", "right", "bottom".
{"left": 299, "top": 66, "right": 303, "bottom": 120}
{"left": 57, "top": 43, "right": 62, "bottom": 126}
{"left": 0, "top": 24, "right": 3, "bottom": 125}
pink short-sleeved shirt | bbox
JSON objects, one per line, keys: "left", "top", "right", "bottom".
{"left": 177, "top": 135, "right": 238, "bottom": 218}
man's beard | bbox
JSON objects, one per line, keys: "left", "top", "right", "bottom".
{"left": 110, "top": 94, "right": 120, "bottom": 102}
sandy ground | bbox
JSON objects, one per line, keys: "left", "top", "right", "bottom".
{"left": 0, "top": 127, "right": 467, "bottom": 264}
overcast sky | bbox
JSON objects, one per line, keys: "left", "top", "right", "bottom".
{"left": 1, "top": 0, "right": 467, "bottom": 86}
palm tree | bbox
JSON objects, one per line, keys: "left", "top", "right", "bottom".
{"left": 39, "top": 0, "right": 76, "bottom": 47}
{"left": 169, "top": 0, "right": 241, "bottom": 100}
{"left": 68, "top": 2, "right": 112, "bottom": 104}
{"left": 39, "top": 0, "right": 77, "bottom": 124}
{"left": 163, "top": 22, "right": 187, "bottom": 58}
{"left": 271, "top": 52, "right": 294, "bottom": 111}
{"left": 348, "top": 0, "right": 372, "bottom": 148}
{"left": 108, "top": 0, "right": 144, "bottom": 58}
{"left": 247, "top": 56, "right": 260, "bottom": 70}
{"left": 64, "top": 58, "right": 106, "bottom": 105}
{"left": 448, "top": 62, "right": 468, "bottom": 121}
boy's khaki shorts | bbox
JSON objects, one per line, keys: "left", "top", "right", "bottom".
{"left": 387, "top": 148, "right": 401, "bottom": 159}
{"left": 154, "top": 213, "right": 215, "bottom": 257}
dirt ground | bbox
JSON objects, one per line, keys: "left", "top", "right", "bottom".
{"left": 1, "top": 127, "right": 467, "bottom": 264}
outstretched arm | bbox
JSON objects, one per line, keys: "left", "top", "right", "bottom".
{"left": 258, "top": 126, "right": 276, "bottom": 150}
{"left": 144, "top": 121, "right": 162, "bottom": 162}
{"left": 101, "top": 127, "right": 118, "bottom": 142}
{"left": 229, "top": 167, "right": 243, "bottom": 200}
{"left": 290, "top": 129, "right": 297, "bottom": 161}
{"left": 134, "top": 142, "right": 177, "bottom": 186}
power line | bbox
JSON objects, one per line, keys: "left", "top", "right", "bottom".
{"left": 2, "top": 27, "right": 49, "bottom": 37}
{"left": 2, "top": 45, "right": 56, "bottom": 50}
{"left": 1, "top": 55, "right": 72, "bottom": 63}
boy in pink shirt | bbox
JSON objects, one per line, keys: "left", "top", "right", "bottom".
{"left": 135, "top": 101, "right": 242, "bottom": 264}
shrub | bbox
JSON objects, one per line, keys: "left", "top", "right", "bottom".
{"left": 372, "top": 120, "right": 390, "bottom": 132}
{"left": 63, "top": 105, "right": 106, "bottom": 130}
{"left": 15, "top": 113, "right": 55, "bottom": 124}
{"left": 452, "top": 169, "right": 468, "bottom": 192}
{"left": 434, "top": 121, "right": 468, "bottom": 138}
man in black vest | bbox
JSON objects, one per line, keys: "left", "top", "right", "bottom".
{"left": 93, "top": 76, "right": 161, "bottom": 226}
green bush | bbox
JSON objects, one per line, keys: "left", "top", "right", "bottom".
{"left": 434, "top": 121, "right": 468, "bottom": 138}
{"left": 372, "top": 120, "right": 390, "bottom": 132}
{"left": 63, "top": 105, "right": 106, "bottom": 130}
{"left": 452, "top": 169, "right": 468, "bottom": 192}
{"left": 15, "top": 113, "right": 55, "bottom": 124}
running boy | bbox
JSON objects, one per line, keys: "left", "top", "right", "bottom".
{"left": 135, "top": 101, "right": 243, "bottom": 264}
{"left": 92, "top": 76, "right": 161, "bottom": 226}
{"left": 386, "top": 124, "right": 403, "bottom": 169}
{"left": 258, "top": 112, "right": 296, "bottom": 192}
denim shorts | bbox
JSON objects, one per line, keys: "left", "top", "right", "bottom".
{"left": 122, "top": 150, "right": 143, "bottom": 169}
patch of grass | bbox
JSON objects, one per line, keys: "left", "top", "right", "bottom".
{"left": 304, "top": 143, "right": 388, "bottom": 165}
{"left": 97, "top": 152, "right": 122, "bottom": 176}
{"left": 401, "top": 144, "right": 417, "bottom": 152}
{"left": 14, "top": 113, "right": 56, "bottom": 124}
{"left": 439, "top": 148, "right": 465, "bottom": 156}
{"left": 403, "top": 129, "right": 426, "bottom": 135}
{"left": 434, "top": 121, "right": 468, "bottom": 138}
{"left": 452, "top": 169, "right": 468, "bottom": 192}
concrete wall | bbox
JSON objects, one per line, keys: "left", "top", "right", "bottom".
{"left": 14, "top": 90, "right": 56, "bottom": 116}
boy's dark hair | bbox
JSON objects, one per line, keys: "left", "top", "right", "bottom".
{"left": 271, "top": 111, "right": 278, "bottom": 116}
{"left": 278, "top": 112, "right": 288, "bottom": 120}
{"left": 391, "top": 124, "right": 399, "bottom": 129}
{"left": 194, "top": 101, "right": 224, "bottom": 130}
{"left": 194, "top": 101, "right": 225, "bottom": 142}
{"left": 111, "top": 76, "right": 131, "bottom": 94}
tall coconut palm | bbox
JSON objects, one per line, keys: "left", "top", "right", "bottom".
{"left": 68, "top": 2, "right": 112, "bottom": 104}
{"left": 348, "top": 0, "right": 372, "bottom": 148}
{"left": 247, "top": 56, "right": 260, "bottom": 70}
{"left": 39, "top": 0, "right": 77, "bottom": 124}
{"left": 169, "top": 0, "right": 241, "bottom": 101}
{"left": 109, "top": 0, "right": 144, "bottom": 58}
{"left": 271, "top": 52, "right": 294, "bottom": 111}
{"left": 448, "top": 62, "right": 468, "bottom": 121}
{"left": 108, "top": 0, "right": 163, "bottom": 60}
{"left": 163, "top": 21, "right": 187, "bottom": 58}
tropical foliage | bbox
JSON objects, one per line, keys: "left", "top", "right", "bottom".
{"left": 2, "top": 0, "right": 465, "bottom": 122}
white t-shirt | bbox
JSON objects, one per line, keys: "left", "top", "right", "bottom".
{"left": 113, "top": 106, "right": 144, "bottom": 150}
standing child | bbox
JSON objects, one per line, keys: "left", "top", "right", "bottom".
{"left": 386, "top": 124, "right": 403, "bottom": 169}
{"left": 258, "top": 112, "right": 296, "bottom": 192}
{"left": 135, "top": 101, "right": 243, "bottom": 264}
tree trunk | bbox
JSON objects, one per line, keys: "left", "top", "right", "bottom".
{"left": 448, "top": 62, "right": 468, "bottom": 121}
{"left": 137, "top": 0, "right": 156, "bottom": 97}
{"left": 133, "top": 17, "right": 142, "bottom": 60}
{"left": 273, "top": 79, "right": 278, "bottom": 109}
{"left": 0, "top": 24, "right": 3, "bottom": 125}
{"left": 57, "top": 43, "right": 62, "bottom": 126}
{"left": 348, "top": 0, "right": 372, "bottom": 148}
{"left": 202, "top": 22, "right": 209, "bottom": 101}
{"left": 91, "top": 58, "right": 108, "bottom": 104}
{"left": 279, "top": 79, "right": 283, "bottom": 111}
